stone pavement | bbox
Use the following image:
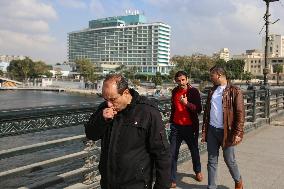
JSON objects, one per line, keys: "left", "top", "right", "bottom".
{"left": 175, "top": 118, "right": 284, "bottom": 189}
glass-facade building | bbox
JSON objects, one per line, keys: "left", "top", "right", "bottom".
{"left": 68, "top": 14, "right": 171, "bottom": 75}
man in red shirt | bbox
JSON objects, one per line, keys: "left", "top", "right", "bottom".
{"left": 169, "top": 71, "right": 203, "bottom": 188}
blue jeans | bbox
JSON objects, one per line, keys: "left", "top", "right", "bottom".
{"left": 169, "top": 124, "right": 201, "bottom": 182}
{"left": 207, "top": 126, "right": 241, "bottom": 189}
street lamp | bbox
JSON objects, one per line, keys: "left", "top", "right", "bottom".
{"left": 262, "top": 0, "right": 279, "bottom": 87}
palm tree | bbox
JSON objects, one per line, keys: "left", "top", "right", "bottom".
{"left": 273, "top": 64, "right": 283, "bottom": 85}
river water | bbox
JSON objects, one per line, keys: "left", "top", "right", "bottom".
{"left": 0, "top": 90, "right": 102, "bottom": 188}
{"left": 0, "top": 90, "right": 101, "bottom": 110}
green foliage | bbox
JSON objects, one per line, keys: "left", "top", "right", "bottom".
{"left": 152, "top": 72, "right": 162, "bottom": 86}
{"left": 273, "top": 64, "right": 283, "bottom": 85}
{"left": 7, "top": 57, "right": 51, "bottom": 81}
{"left": 242, "top": 71, "right": 253, "bottom": 82}
{"left": 75, "top": 59, "right": 98, "bottom": 82}
{"left": 171, "top": 55, "right": 248, "bottom": 82}
{"left": 171, "top": 55, "right": 215, "bottom": 81}
{"left": 0, "top": 70, "right": 3, "bottom": 76}
{"left": 273, "top": 64, "right": 283, "bottom": 74}
{"left": 215, "top": 59, "right": 245, "bottom": 80}
{"left": 115, "top": 65, "right": 138, "bottom": 80}
{"left": 135, "top": 74, "right": 148, "bottom": 81}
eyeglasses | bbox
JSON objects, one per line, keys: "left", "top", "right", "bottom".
{"left": 102, "top": 89, "right": 127, "bottom": 103}
{"left": 103, "top": 94, "right": 122, "bottom": 103}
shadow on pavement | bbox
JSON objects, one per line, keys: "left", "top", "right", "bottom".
{"left": 176, "top": 172, "right": 230, "bottom": 189}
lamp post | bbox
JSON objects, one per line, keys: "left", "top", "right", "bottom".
{"left": 262, "top": 0, "right": 279, "bottom": 87}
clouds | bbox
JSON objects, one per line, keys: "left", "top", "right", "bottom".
{"left": 0, "top": 0, "right": 62, "bottom": 63}
{"left": 0, "top": 0, "right": 57, "bottom": 20}
{"left": 58, "top": 0, "right": 87, "bottom": 9}
{"left": 144, "top": 0, "right": 284, "bottom": 55}
{"left": 1, "top": 0, "right": 284, "bottom": 64}
{"left": 89, "top": 0, "right": 135, "bottom": 18}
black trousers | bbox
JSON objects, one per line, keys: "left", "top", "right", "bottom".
{"left": 169, "top": 124, "right": 201, "bottom": 182}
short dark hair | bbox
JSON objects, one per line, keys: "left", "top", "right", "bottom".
{"left": 175, "top": 71, "right": 188, "bottom": 79}
{"left": 104, "top": 74, "right": 128, "bottom": 94}
{"left": 210, "top": 65, "right": 227, "bottom": 77}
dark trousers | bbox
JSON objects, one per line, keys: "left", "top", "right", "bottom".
{"left": 169, "top": 124, "right": 201, "bottom": 182}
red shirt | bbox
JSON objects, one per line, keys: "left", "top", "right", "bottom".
{"left": 173, "top": 88, "right": 192, "bottom": 126}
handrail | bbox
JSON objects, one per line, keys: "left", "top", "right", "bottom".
{"left": 0, "top": 135, "right": 85, "bottom": 159}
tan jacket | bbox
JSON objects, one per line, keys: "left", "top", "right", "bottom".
{"left": 202, "top": 84, "right": 245, "bottom": 147}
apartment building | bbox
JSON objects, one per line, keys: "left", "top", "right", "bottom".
{"left": 0, "top": 55, "right": 25, "bottom": 63}
{"left": 262, "top": 34, "right": 284, "bottom": 57}
{"left": 232, "top": 49, "right": 264, "bottom": 76}
{"left": 213, "top": 48, "right": 230, "bottom": 62}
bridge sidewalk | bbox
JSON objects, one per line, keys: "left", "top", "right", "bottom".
{"left": 175, "top": 118, "right": 284, "bottom": 189}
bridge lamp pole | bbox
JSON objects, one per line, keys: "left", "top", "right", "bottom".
{"left": 262, "top": 0, "right": 279, "bottom": 87}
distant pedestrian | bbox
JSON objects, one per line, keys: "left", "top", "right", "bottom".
{"left": 202, "top": 66, "right": 244, "bottom": 189}
{"left": 85, "top": 73, "right": 171, "bottom": 189}
{"left": 168, "top": 71, "right": 203, "bottom": 188}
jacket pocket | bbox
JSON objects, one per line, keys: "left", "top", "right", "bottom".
{"left": 124, "top": 120, "right": 148, "bottom": 138}
{"left": 135, "top": 159, "right": 151, "bottom": 189}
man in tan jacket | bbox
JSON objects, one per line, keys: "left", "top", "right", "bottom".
{"left": 202, "top": 66, "right": 244, "bottom": 189}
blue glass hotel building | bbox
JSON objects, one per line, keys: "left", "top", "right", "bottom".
{"left": 68, "top": 13, "right": 171, "bottom": 75}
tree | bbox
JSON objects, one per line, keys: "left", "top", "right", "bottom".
{"left": 171, "top": 54, "right": 215, "bottom": 82}
{"left": 75, "top": 59, "right": 97, "bottom": 82}
{"left": 152, "top": 72, "right": 162, "bottom": 86}
{"left": 8, "top": 57, "right": 51, "bottom": 81}
{"left": 54, "top": 67, "right": 63, "bottom": 78}
{"left": 171, "top": 55, "right": 192, "bottom": 74}
{"left": 242, "top": 71, "right": 253, "bottom": 83}
{"left": 115, "top": 65, "right": 127, "bottom": 73}
{"left": 7, "top": 57, "right": 51, "bottom": 81}
{"left": 273, "top": 64, "right": 283, "bottom": 85}
{"left": 0, "top": 70, "right": 3, "bottom": 76}
{"left": 215, "top": 59, "right": 245, "bottom": 80}
{"left": 8, "top": 57, "right": 33, "bottom": 81}
{"left": 30, "top": 61, "right": 52, "bottom": 78}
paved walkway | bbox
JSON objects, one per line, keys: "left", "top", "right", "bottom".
{"left": 175, "top": 118, "right": 284, "bottom": 189}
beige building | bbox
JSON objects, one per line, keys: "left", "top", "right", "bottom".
{"left": 262, "top": 34, "right": 284, "bottom": 57}
{"left": 213, "top": 48, "right": 230, "bottom": 62}
{"left": 232, "top": 49, "right": 264, "bottom": 76}
{"left": 268, "top": 57, "right": 284, "bottom": 80}
{"left": 0, "top": 55, "right": 25, "bottom": 62}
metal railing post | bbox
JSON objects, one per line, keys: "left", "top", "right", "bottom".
{"left": 265, "top": 88, "right": 271, "bottom": 119}
{"left": 252, "top": 89, "right": 257, "bottom": 122}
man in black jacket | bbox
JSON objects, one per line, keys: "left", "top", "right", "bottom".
{"left": 85, "top": 74, "right": 171, "bottom": 189}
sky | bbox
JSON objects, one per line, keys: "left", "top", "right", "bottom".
{"left": 0, "top": 0, "right": 284, "bottom": 65}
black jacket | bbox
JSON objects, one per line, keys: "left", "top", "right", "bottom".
{"left": 85, "top": 89, "right": 171, "bottom": 189}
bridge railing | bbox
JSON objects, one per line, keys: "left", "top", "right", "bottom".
{"left": 1, "top": 88, "right": 284, "bottom": 188}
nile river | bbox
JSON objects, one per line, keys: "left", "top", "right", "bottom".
{"left": 0, "top": 90, "right": 102, "bottom": 188}
{"left": 0, "top": 90, "right": 102, "bottom": 110}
